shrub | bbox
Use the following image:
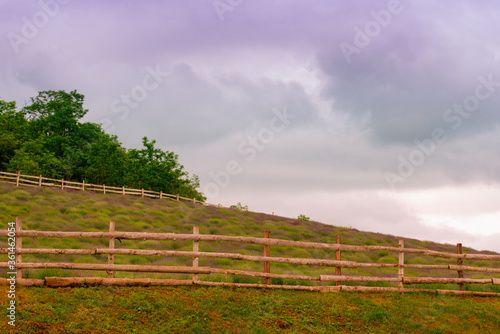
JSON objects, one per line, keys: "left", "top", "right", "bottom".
{"left": 230, "top": 202, "right": 248, "bottom": 210}
{"left": 297, "top": 214, "right": 310, "bottom": 221}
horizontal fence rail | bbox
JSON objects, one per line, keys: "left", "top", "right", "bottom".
{"left": 1, "top": 229, "right": 500, "bottom": 260}
{"left": 1, "top": 218, "right": 500, "bottom": 296}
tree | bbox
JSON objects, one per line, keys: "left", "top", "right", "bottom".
{"left": 0, "top": 100, "right": 28, "bottom": 137}
{"left": 178, "top": 174, "right": 204, "bottom": 200}
{"left": 0, "top": 133, "right": 18, "bottom": 170}
{"left": 67, "top": 122, "right": 108, "bottom": 181}
{"left": 0, "top": 91, "right": 206, "bottom": 200}
{"left": 23, "top": 90, "right": 88, "bottom": 156}
{"left": 125, "top": 137, "right": 205, "bottom": 200}
{"left": 85, "top": 133, "right": 128, "bottom": 185}
{"left": 6, "top": 138, "right": 66, "bottom": 178}
{"left": 0, "top": 99, "right": 28, "bottom": 169}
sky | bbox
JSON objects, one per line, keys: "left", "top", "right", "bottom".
{"left": 1, "top": 0, "right": 500, "bottom": 252}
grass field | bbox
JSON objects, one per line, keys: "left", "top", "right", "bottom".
{"left": 2, "top": 285, "right": 500, "bottom": 333}
{"left": 1, "top": 182, "right": 500, "bottom": 333}
{"left": 0, "top": 182, "right": 499, "bottom": 289}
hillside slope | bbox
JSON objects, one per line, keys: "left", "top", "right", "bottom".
{"left": 1, "top": 182, "right": 499, "bottom": 291}
{"left": 1, "top": 182, "right": 500, "bottom": 333}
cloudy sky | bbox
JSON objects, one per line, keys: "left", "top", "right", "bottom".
{"left": 2, "top": 0, "right": 500, "bottom": 252}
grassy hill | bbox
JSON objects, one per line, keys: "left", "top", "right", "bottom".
{"left": 1, "top": 182, "right": 500, "bottom": 333}
{"left": 1, "top": 182, "right": 499, "bottom": 288}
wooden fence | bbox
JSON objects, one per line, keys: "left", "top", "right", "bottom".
{"left": 0, "top": 171, "right": 212, "bottom": 206}
{"left": 1, "top": 218, "right": 500, "bottom": 296}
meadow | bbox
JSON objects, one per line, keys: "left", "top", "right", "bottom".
{"left": 1, "top": 182, "right": 500, "bottom": 333}
{"left": 2, "top": 285, "right": 500, "bottom": 333}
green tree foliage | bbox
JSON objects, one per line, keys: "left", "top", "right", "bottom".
{"left": 84, "top": 132, "right": 128, "bottom": 186}
{"left": 7, "top": 138, "right": 65, "bottom": 178}
{"left": 0, "top": 100, "right": 28, "bottom": 169}
{"left": 125, "top": 137, "right": 205, "bottom": 201}
{"left": 0, "top": 90, "right": 205, "bottom": 200}
{"left": 24, "top": 90, "right": 87, "bottom": 136}
{"left": 0, "top": 133, "right": 17, "bottom": 170}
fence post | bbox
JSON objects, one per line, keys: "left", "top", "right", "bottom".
{"left": 457, "top": 243, "right": 464, "bottom": 291}
{"left": 398, "top": 239, "right": 405, "bottom": 289}
{"left": 107, "top": 221, "right": 115, "bottom": 279}
{"left": 176, "top": 194, "right": 179, "bottom": 201}
{"left": 193, "top": 226, "right": 199, "bottom": 282}
{"left": 82, "top": 180, "right": 85, "bottom": 191}
{"left": 15, "top": 217, "right": 22, "bottom": 279}
{"left": 122, "top": 186, "right": 125, "bottom": 195}
{"left": 61, "top": 179, "right": 64, "bottom": 190}
{"left": 264, "top": 231, "right": 271, "bottom": 285}
{"left": 16, "top": 171, "right": 20, "bottom": 187}
{"left": 193, "top": 197, "right": 196, "bottom": 204}
{"left": 160, "top": 191, "right": 163, "bottom": 199}
{"left": 103, "top": 184, "right": 106, "bottom": 194}
{"left": 335, "top": 235, "right": 341, "bottom": 286}
{"left": 141, "top": 189, "right": 144, "bottom": 197}
{"left": 39, "top": 175, "right": 42, "bottom": 187}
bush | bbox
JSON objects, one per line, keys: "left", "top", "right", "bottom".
{"left": 297, "top": 214, "right": 310, "bottom": 221}
{"left": 230, "top": 202, "right": 248, "bottom": 210}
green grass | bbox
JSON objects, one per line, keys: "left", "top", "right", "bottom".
{"left": 1, "top": 182, "right": 500, "bottom": 332}
{"left": 1, "top": 286, "right": 499, "bottom": 333}
{"left": 1, "top": 182, "right": 500, "bottom": 288}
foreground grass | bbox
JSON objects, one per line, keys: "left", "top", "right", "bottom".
{"left": 1, "top": 286, "right": 500, "bottom": 333}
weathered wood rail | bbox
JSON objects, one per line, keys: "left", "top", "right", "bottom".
{"left": 1, "top": 218, "right": 500, "bottom": 296}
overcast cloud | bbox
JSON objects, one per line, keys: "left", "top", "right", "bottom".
{"left": 1, "top": 0, "right": 500, "bottom": 252}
